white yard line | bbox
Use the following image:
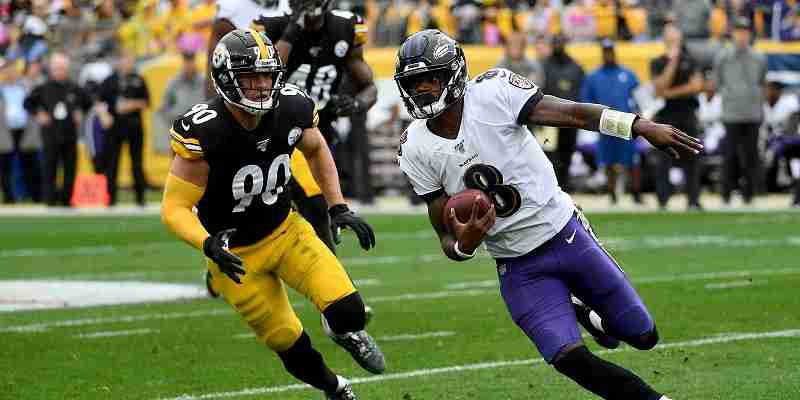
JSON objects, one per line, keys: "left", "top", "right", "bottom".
{"left": 447, "top": 267, "right": 800, "bottom": 290}
{"left": 0, "top": 309, "right": 229, "bottom": 333}
{"left": 378, "top": 331, "right": 456, "bottom": 342}
{"left": 73, "top": 328, "right": 156, "bottom": 339}
{"left": 6, "top": 234, "right": 799, "bottom": 260}
{"left": 233, "top": 330, "right": 457, "bottom": 342}
{"left": 704, "top": 280, "right": 764, "bottom": 290}
{"left": 158, "top": 329, "right": 800, "bottom": 400}
{"left": 5, "top": 267, "right": 800, "bottom": 333}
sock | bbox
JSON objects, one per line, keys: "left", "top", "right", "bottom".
{"left": 277, "top": 332, "right": 339, "bottom": 393}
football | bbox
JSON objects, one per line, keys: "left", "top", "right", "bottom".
{"left": 443, "top": 189, "right": 492, "bottom": 232}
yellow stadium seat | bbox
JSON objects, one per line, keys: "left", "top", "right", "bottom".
{"left": 622, "top": 7, "right": 647, "bottom": 38}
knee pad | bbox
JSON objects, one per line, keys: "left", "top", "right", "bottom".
{"left": 628, "top": 326, "right": 659, "bottom": 350}
{"left": 262, "top": 321, "right": 303, "bottom": 352}
{"left": 322, "top": 292, "right": 366, "bottom": 334}
{"left": 553, "top": 346, "right": 661, "bottom": 400}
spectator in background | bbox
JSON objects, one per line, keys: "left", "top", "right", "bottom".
{"left": 117, "top": 0, "right": 164, "bottom": 59}
{"left": 1, "top": 58, "right": 41, "bottom": 203}
{"left": 761, "top": 79, "right": 799, "bottom": 193}
{"left": 452, "top": 0, "right": 483, "bottom": 44}
{"left": 581, "top": 39, "right": 643, "bottom": 204}
{"left": 6, "top": 0, "right": 48, "bottom": 63}
{"left": 697, "top": 71, "right": 725, "bottom": 156}
{"left": 159, "top": 51, "right": 203, "bottom": 133}
{"left": 673, "top": 0, "right": 711, "bottom": 39}
{"left": 495, "top": 30, "right": 543, "bottom": 85}
{"left": 87, "top": 0, "right": 122, "bottom": 55}
{"left": 650, "top": 24, "right": 704, "bottom": 210}
{"left": 24, "top": 52, "right": 89, "bottom": 207}
{"left": 0, "top": 64, "right": 11, "bottom": 203}
{"left": 97, "top": 53, "right": 150, "bottom": 207}
{"left": 714, "top": 18, "right": 767, "bottom": 205}
{"left": 542, "top": 34, "right": 584, "bottom": 192}
{"left": 525, "top": 0, "right": 559, "bottom": 40}
{"left": 561, "top": 0, "right": 597, "bottom": 41}
{"left": 640, "top": 0, "right": 672, "bottom": 39}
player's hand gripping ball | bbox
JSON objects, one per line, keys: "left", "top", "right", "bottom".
{"left": 444, "top": 189, "right": 492, "bottom": 233}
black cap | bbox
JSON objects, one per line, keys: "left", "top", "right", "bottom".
{"left": 733, "top": 17, "right": 751, "bottom": 30}
{"left": 600, "top": 38, "right": 614, "bottom": 50}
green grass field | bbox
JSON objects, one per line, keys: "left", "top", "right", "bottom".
{"left": 2, "top": 211, "right": 800, "bottom": 400}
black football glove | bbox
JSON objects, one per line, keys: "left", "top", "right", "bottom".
{"left": 203, "top": 229, "right": 245, "bottom": 284}
{"left": 329, "top": 94, "right": 362, "bottom": 117}
{"left": 329, "top": 204, "right": 376, "bottom": 250}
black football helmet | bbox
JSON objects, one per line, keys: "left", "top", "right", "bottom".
{"left": 394, "top": 29, "right": 468, "bottom": 119}
{"left": 289, "top": 0, "right": 333, "bottom": 21}
{"left": 210, "top": 29, "right": 285, "bottom": 115}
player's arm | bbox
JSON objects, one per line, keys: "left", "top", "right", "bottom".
{"left": 525, "top": 95, "right": 703, "bottom": 159}
{"left": 162, "top": 122, "right": 245, "bottom": 283}
{"left": 206, "top": 17, "right": 236, "bottom": 96}
{"left": 161, "top": 156, "right": 210, "bottom": 250}
{"left": 297, "top": 126, "right": 376, "bottom": 250}
{"left": 426, "top": 195, "right": 465, "bottom": 262}
{"left": 343, "top": 45, "right": 378, "bottom": 113}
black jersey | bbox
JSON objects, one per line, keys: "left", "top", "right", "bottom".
{"left": 169, "top": 85, "right": 318, "bottom": 247}
{"left": 257, "top": 10, "right": 367, "bottom": 114}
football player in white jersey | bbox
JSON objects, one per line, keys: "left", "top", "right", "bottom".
{"left": 396, "top": 30, "right": 703, "bottom": 400}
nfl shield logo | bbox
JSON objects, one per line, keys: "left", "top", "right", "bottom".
{"left": 455, "top": 141, "right": 465, "bottom": 153}
{"left": 256, "top": 139, "right": 270, "bottom": 152}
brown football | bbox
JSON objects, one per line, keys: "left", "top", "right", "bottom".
{"left": 443, "top": 189, "right": 492, "bottom": 232}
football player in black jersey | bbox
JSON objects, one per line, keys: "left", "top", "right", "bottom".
{"left": 162, "top": 30, "right": 383, "bottom": 400}
{"left": 255, "top": 0, "right": 377, "bottom": 253}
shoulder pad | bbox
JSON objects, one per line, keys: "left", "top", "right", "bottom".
{"left": 170, "top": 102, "right": 221, "bottom": 160}
{"left": 278, "top": 84, "right": 318, "bottom": 129}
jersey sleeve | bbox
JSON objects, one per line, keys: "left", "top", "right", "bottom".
{"left": 170, "top": 112, "right": 205, "bottom": 161}
{"left": 397, "top": 130, "right": 443, "bottom": 202}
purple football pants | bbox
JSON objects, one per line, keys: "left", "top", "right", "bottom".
{"left": 496, "top": 211, "right": 654, "bottom": 362}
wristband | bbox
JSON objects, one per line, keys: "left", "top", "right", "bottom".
{"left": 453, "top": 241, "right": 476, "bottom": 260}
{"left": 599, "top": 109, "right": 637, "bottom": 140}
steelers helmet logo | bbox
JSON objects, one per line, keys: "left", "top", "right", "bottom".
{"left": 212, "top": 43, "right": 229, "bottom": 68}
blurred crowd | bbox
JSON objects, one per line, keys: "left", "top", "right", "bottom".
{"left": 372, "top": 0, "right": 800, "bottom": 46}
{"left": 0, "top": 0, "right": 799, "bottom": 208}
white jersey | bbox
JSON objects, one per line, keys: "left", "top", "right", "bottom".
{"left": 398, "top": 68, "right": 574, "bottom": 258}
{"left": 763, "top": 93, "right": 800, "bottom": 138}
{"left": 217, "top": 0, "right": 290, "bottom": 29}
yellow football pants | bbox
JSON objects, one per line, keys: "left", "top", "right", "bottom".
{"left": 291, "top": 149, "right": 322, "bottom": 197}
{"left": 206, "top": 211, "right": 356, "bottom": 352}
